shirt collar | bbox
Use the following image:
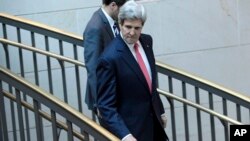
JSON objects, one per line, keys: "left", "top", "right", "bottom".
{"left": 101, "top": 8, "right": 115, "bottom": 27}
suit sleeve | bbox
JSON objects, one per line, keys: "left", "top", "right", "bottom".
{"left": 96, "top": 58, "right": 130, "bottom": 139}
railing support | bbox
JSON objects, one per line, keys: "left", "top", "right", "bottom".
{"left": 0, "top": 80, "right": 9, "bottom": 141}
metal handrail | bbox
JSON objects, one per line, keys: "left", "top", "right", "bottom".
{"left": 0, "top": 66, "right": 119, "bottom": 141}
{"left": 0, "top": 13, "right": 83, "bottom": 46}
{"left": 2, "top": 90, "right": 85, "bottom": 140}
{"left": 0, "top": 38, "right": 85, "bottom": 67}
{"left": 156, "top": 61, "right": 250, "bottom": 107}
{"left": 157, "top": 88, "right": 243, "bottom": 125}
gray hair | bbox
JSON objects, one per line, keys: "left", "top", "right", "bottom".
{"left": 118, "top": 0, "right": 147, "bottom": 26}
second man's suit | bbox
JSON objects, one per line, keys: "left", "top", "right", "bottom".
{"left": 83, "top": 8, "right": 115, "bottom": 110}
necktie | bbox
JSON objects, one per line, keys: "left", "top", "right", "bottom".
{"left": 134, "top": 43, "right": 152, "bottom": 92}
{"left": 113, "top": 22, "right": 119, "bottom": 37}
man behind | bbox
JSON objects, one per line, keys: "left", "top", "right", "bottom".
{"left": 96, "top": 1, "right": 169, "bottom": 141}
{"left": 83, "top": 0, "right": 127, "bottom": 111}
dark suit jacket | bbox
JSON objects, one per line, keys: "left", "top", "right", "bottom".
{"left": 96, "top": 34, "right": 167, "bottom": 141}
{"left": 83, "top": 8, "right": 115, "bottom": 110}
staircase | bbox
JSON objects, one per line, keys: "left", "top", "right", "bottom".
{"left": 1, "top": 13, "right": 250, "bottom": 141}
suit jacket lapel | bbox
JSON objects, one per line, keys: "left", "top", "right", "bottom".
{"left": 117, "top": 36, "right": 151, "bottom": 92}
{"left": 98, "top": 9, "right": 115, "bottom": 38}
{"left": 139, "top": 37, "right": 156, "bottom": 88}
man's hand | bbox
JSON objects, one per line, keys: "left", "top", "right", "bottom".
{"left": 161, "top": 113, "right": 167, "bottom": 128}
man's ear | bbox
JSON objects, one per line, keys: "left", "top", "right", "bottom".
{"left": 110, "top": 1, "right": 118, "bottom": 12}
{"left": 110, "top": 1, "right": 117, "bottom": 7}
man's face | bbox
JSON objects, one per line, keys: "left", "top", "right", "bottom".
{"left": 120, "top": 19, "right": 143, "bottom": 44}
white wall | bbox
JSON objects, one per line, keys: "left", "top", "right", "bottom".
{"left": 143, "top": 0, "right": 250, "bottom": 95}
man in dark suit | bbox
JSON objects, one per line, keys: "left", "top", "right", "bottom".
{"left": 83, "top": 0, "right": 127, "bottom": 111}
{"left": 96, "top": 1, "right": 169, "bottom": 141}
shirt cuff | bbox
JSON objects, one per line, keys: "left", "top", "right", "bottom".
{"left": 121, "top": 134, "right": 132, "bottom": 141}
